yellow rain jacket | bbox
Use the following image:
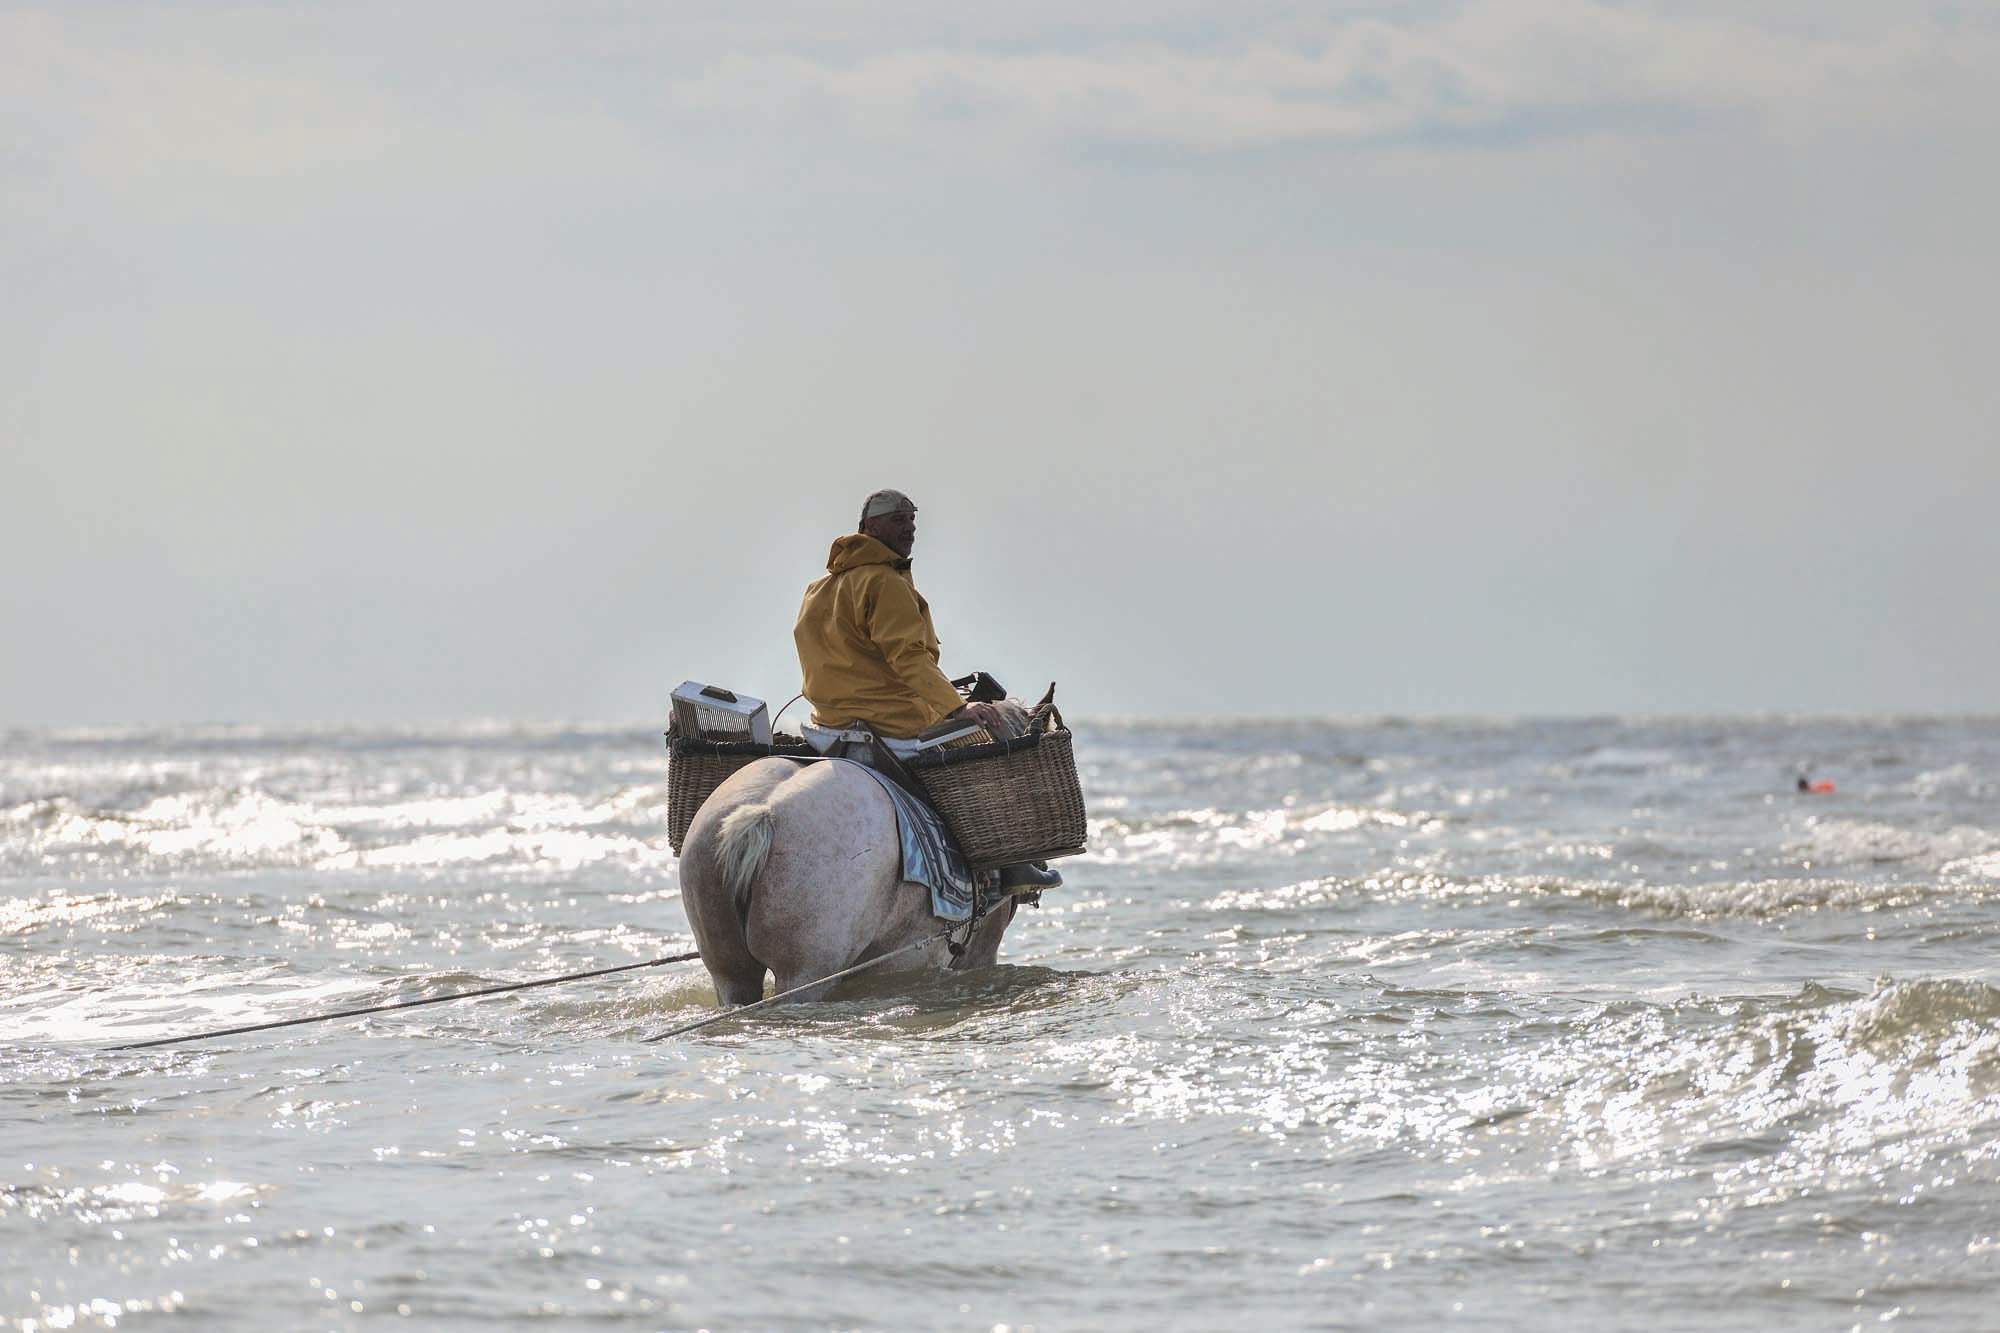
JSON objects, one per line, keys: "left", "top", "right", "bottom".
{"left": 793, "top": 533, "right": 965, "bottom": 738}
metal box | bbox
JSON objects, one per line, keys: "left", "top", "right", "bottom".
{"left": 668, "top": 681, "right": 773, "bottom": 745}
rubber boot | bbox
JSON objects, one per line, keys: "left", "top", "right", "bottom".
{"left": 998, "top": 860, "right": 1062, "bottom": 890}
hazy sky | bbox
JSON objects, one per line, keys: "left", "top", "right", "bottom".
{"left": 4, "top": 1, "right": 1996, "bottom": 724}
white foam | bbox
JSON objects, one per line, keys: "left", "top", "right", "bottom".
{"left": 1203, "top": 872, "right": 1959, "bottom": 919}
{"left": 1788, "top": 817, "right": 1995, "bottom": 869}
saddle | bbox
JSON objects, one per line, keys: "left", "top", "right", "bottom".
{"left": 800, "top": 714, "right": 985, "bottom": 799}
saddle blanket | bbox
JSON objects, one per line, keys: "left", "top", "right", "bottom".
{"left": 824, "top": 758, "right": 982, "bottom": 923}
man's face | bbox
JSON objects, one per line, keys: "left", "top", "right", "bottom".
{"left": 864, "top": 507, "right": 918, "bottom": 558}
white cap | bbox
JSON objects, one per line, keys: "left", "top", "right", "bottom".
{"left": 860, "top": 488, "right": 917, "bottom": 522}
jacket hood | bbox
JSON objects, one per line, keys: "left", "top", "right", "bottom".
{"left": 825, "top": 532, "right": 908, "bottom": 574}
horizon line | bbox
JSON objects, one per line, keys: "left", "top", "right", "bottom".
{"left": 7, "top": 710, "right": 1998, "bottom": 739}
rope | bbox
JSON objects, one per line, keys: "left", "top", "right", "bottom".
{"left": 110, "top": 950, "right": 705, "bottom": 1051}
{"left": 769, "top": 693, "right": 806, "bottom": 733}
{"left": 642, "top": 925, "right": 957, "bottom": 1043}
{"left": 115, "top": 888, "right": 1031, "bottom": 1051}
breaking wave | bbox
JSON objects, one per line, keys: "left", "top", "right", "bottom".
{"left": 1, "top": 786, "right": 677, "bottom": 879}
{"left": 1205, "top": 872, "right": 1987, "bottom": 919}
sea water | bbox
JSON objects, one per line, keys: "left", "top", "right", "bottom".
{"left": 3, "top": 717, "right": 1999, "bottom": 1330}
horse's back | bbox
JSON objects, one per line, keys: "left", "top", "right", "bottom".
{"left": 684, "top": 757, "right": 895, "bottom": 864}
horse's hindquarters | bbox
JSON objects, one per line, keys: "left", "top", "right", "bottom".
{"left": 680, "top": 758, "right": 802, "bottom": 1005}
{"left": 745, "top": 763, "right": 915, "bottom": 989}
{"left": 678, "top": 757, "right": 1020, "bottom": 1006}
{"left": 680, "top": 758, "right": 907, "bottom": 1000}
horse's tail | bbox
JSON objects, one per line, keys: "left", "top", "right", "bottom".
{"left": 714, "top": 802, "right": 776, "bottom": 919}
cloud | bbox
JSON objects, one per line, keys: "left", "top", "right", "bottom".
{"left": 5, "top": 0, "right": 1990, "bottom": 203}
{"left": 669, "top": 1, "right": 1997, "bottom": 150}
{"left": 0, "top": 9, "right": 680, "bottom": 218}
{"left": 0, "top": 11, "right": 403, "bottom": 182}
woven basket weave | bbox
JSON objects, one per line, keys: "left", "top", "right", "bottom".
{"left": 907, "top": 702, "right": 1087, "bottom": 870}
{"left": 665, "top": 732, "right": 813, "bottom": 855}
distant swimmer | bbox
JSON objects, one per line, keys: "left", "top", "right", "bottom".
{"left": 1796, "top": 776, "right": 1836, "bottom": 794}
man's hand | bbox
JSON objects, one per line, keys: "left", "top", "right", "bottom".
{"left": 955, "top": 701, "right": 1006, "bottom": 734}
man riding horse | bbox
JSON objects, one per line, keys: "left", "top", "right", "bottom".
{"left": 792, "top": 488, "right": 1062, "bottom": 892}
{"left": 676, "top": 487, "right": 1047, "bottom": 1005}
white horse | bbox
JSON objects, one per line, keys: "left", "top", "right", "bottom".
{"left": 678, "top": 756, "right": 1020, "bottom": 1006}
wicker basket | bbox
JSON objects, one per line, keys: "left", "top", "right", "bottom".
{"left": 665, "top": 731, "right": 813, "bottom": 854}
{"left": 907, "top": 701, "right": 1087, "bottom": 870}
